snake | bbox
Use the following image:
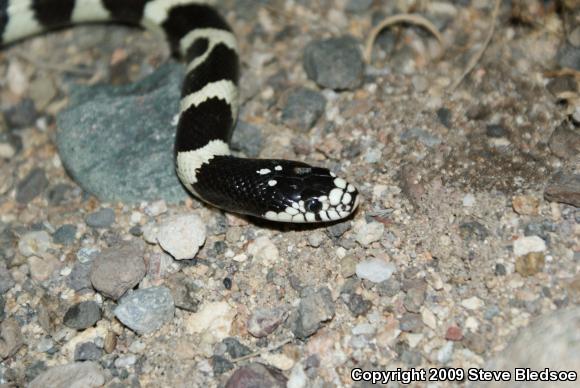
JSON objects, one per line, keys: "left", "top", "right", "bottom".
{"left": 0, "top": 0, "right": 360, "bottom": 223}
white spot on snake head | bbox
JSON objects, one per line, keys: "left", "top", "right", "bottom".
{"left": 342, "top": 193, "right": 352, "bottom": 205}
{"left": 334, "top": 178, "right": 346, "bottom": 189}
{"left": 285, "top": 206, "right": 299, "bottom": 216}
{"left": 329, "top": 188, "right": 343, "bottom": 206}
{"left": 268, "top": 180, "right": 277, "bottom": 187}
{"left": 275, "top": 165, "right": 283, "bottom": 171}
{"left": 265, "top": 211, "right": 278, "bottom": 221}
{"left": 257, "top": 168, "right": 271, "bottom": 175}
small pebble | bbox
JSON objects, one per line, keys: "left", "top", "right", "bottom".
{"left": 74, "top": 342, "right": 103, "bottom": 361}
{"left": 247, "top": 307, "right": 287, "bottom": 338}
{"left": 114, "top": 354, "right": 137, "bottom": 368}
{"left": 90, "top": 240, "right": 146, "bottom": 300}
{"left": 222, "top": 337, "right": 252, "bottom": 359}
{"left": 146, "top": 214, "right": 206, "bottom": 260}
{"left": 281, "top": 87, "right": 326, "bottom": 131}
{"left": 114, "top": 286, "right": 175, "bottom": 334}
{"left": 303, "top": 35, "right": 364, "bottom": 90}
{"left": 53, "top": 224, "right": 77, "bottom": 245}
{"left": 462, "top": 193, "right": 476, "bottom": 207}
{"left": 354, "top": 220, "right": 384, "bottom": 246}
{"left": 247, "top": 236, "right": 279, "bottom": 265}
{"left": 28, "top": 255, "right": 61, "bottom": 282}
{"left": 355, "top": 259, "right": 395, "bottom": 283}
{"left": 326, "top": 221, "right": 351, "bottom": 238}
{"left": 225, "top": 363, "right": 287, "bottom": 388}
{"left": 307, "top": 232, "right": 325, "bottom": 248}
{"left": 185, "top": 301, "right": 235, "bottom": 342}
{"left": 445, "top": 326, "right": 463, "bottom": 341}
{"left": 212, "top": 355, "right": 234, "bottom": 375}
{"left": 400, "top": 312, "right": 423, "bottom": 333}
{"left": 85, "top": 208, "right": 116, "bottom": 229}
{"left": 515, "top": 252, "right": 545, "bottom": 277}
{"left": 344, "top": 293, "right": 372, "bottom": 317}
{"left": 291, "top": 287, "right": 335, "bottom": 340}
{"left": 345, "top": 0, "right": 373, "bottom": 13}
{"left": 436, "top": 107, "right": 452, "bottom": 128}
{"left": 0, "top": 318, "right": 24, "bottom": 359}
{"left": 28, "top": 361, "right": 105, "bottom": 388}
{"left": 437, "top": 341, "right": 454, "bottom": 364}
{"left": 18, "top": 231, "right": 52, "bottom": 257}
{"left": 16, "top": 168, "right": 49, "bottom": 204}
{"left": 486, "top": 124, "right": 508, "bottom": 138}
{"left": 230, "top": 121, "right": 263, "bottom": 158}
{"left": 461, "top": 296, "right": 484, "bottom": 310}
{"left": 512, "top": 195, "right": 540, "bottom": 216}
{"left": 513, "top": 236, "right": 547, "bottom": 256}
{"left": 63, "top": 301, "right": 102, "bottom": 330}
{"left": 144, "top": 200, "right": 168, "bottom": 217}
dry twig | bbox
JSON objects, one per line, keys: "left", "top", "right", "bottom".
{"left": 449, "top": 0, "right": 501, "bottom": 91}
{"left": 364, "top": 13, "right": 445, "bottom": 64}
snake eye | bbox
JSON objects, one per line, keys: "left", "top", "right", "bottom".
{"left": 305, "top": 199, "right": 322, "bottom": 213}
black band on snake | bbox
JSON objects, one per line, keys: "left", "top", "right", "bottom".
{"left": 0, "top": 0, "right": 360, "bottom": 223}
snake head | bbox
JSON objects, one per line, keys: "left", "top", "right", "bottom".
{"left": 260, "top": 162, "right": 360, "bottom": 223}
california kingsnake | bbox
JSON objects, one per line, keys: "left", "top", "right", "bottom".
{"left": 0, "top": 0, "right": 360, "bottom": 223}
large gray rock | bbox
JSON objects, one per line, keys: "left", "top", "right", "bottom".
{"left": 56, "top": 63, "right": 187, "bottom": 204}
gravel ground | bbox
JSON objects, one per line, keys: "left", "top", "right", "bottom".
{"left": 0, "top": 0, "right": 579, "bottom": 387}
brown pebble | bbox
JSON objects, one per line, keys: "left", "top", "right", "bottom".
{"left": 515, "top": 252, "right": 545, "bottom": 276}
{"left": 512, "top": 195, "right": 540, "bottom": 215}
{"left": 445, "top": 325, "right": 464, "bottom": 341}
{"left": 104, "top": 331, "right": 117, "bottom": 354}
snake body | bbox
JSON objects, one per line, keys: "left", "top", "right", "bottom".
{"left": 0, "top": 0, "right": 359, "bottom": 222}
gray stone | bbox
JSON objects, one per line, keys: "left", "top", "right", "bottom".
{"left": 544, "top": 172, "right": 580, "bottom": 207}
{"left": 225, "top": 363, "right": 287, "bottom": 388}
{"left": 0, "top": 262, "right": 15, "bottom": 294}
{"left": 68, "top": 262, "right": 93, "bottom": 292}
{"left": 303, "top": 36, "right": 364, "bottom": 90}
{"left": 165, "top": 272, "right": 201, "bottom": 312}
{"left": 212, "top": 355, "right": 234, "bottom": 375}
{"left": 230, "top": 121, "right": 263, "bottom": 158}
{"left": 549, "top": 121, "right": 580, "bottom": 160}
{"left": 53, "top": 224, "right": 77, "bottom": 245}
{"left": 326, "top": 221, "right": 351, "bottom": 238}
{"left": 400, "top": 312, "right": 423, "bottom": 333}
{"left": 486, "top": 124, "right": 508, "bottom": 138}
{"left": 281, "top": 87, "right": 326, "bottom": 131}
{"left": 16, "top": 168, "right": 49, "bottom": 204}
{"left": 557, "top": 43, "right": 580, "bottom": 71}
{"left": 291, "top": 287, "right": 335, "bottom": 339}
{"left": 63, "top": 301, "right": 101, "bottom": 330}
{"left": 222, "top": 337, "right": 252, "bottom": 359}
{"left": 4, "top": 98, "right": 37, "bottom": 129}
{"left": 28, "top": 361, "right": 105, "bottom": 388}
{"left": 0, "top": 318, "right": 23, "bottom": 360}
{"left": 114, "top": 286, "right": 175, "bottom": 334}
{"left": 85, "top": 208, "right": 116, "bottom": 229}
{"left": 56, "top": 63, "right": 187, "bottom": 204}
{"left": 343, "top": 293, "right": 372, "bottom": 317}
{"left": 90, "top": 240, "right": 146, "bottom": 300}
{"left": 247, "top": 307, "right": 287, "bottom": 338}
{"left": 74, "top": 342, "right": 103, "bottom": 361}
{"left": 400, "top": 127, "right": 442, "bottom": 147}
{"left": 481, "top": 307, "right": 580, "bottom": 388}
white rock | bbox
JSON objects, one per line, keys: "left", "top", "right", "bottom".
{"left": 185, "top": 301, "right": 235, "bottom": 343}
{"left": 18, "top": 231, "right": 52, "bottom": 258}
{"left": 151, "top": 214, "right": 206, "bottom": 260}
{"left": 513, "top": 236, "right": 547, "bottom": 256}
{"left": 463, "top": 193, "right": 476, "bottom": 207}
{"left": 421, "top": 307, "right": 438, "bottom": 330}
{"left": 354, "top": 221, "right": 384, "bottom": 246}
{"left": 28, "top": 256, "right": 61, "bottom": 282}
{"left": 144, "top": 200, "right": 168, "bottom": 217}
{"left": 465, "top": 316, "right": 479, "bottom": 332}
{"left": 28, "top": 361, "right": 105, "bottom": 388}
{"left": 115, "top": 354, "right": 137, "bottom": 368}
{"left": 261, "top": 353, "right": 295, "bottom": 370}
{"left": 461, "top": 296, "right": 484, "bottom": 310}
{"left": 287, "top": 364, "right": 308, "bottom": 388}
{"left": 437, "top": 341, "right": 454, "bottom": 364}
{"left": 247, "top": 236, "right": 279, "bottom": 265}
{"left": 356, "top": 259, "right": 395, "bottom": 283}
